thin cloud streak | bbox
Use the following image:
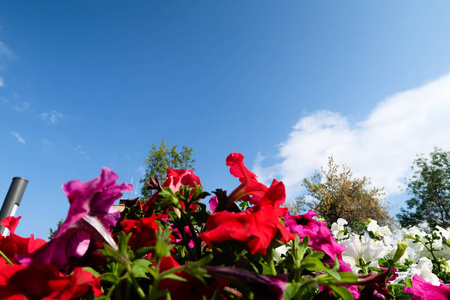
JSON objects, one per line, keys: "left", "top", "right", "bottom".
{"left": 254, "top": 73, "right": 450, "bottom": 203}
{"left": 40, "top": 110, "right": 64, "bottom": 124}
{"left": 11, "top": 131, "right": 26, "bottom": 144}
{"left": 13, "top": 101, "right": 31, "bottom": 112}
{"left": 0, "top": 41, "right": 16, "bottom": 59}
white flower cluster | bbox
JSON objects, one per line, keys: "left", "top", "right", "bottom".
{"left": 330, "top": 218, "right": 450, "bottom": 286}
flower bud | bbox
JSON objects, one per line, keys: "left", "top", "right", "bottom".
{"left": 393, "top": 240, "right": 408, "bottom": 263}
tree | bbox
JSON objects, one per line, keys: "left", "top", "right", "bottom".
{"left": 139, "top": 139, "right": 195, "bottom": 199}
{"left": 300, "top": 156, "right": 395, "bottom": 228}
{"left": 397, "top": 147, "right": 450, "bottom": 229}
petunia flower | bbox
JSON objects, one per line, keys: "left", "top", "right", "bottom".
{"left": 404, "top": 274, "right": 450, "bottom": 300}
{"left": 0, "top": 264, "right": 102, "bottom": 299}
{"left": 19, "top": 167, "right": 132, "bottom": 270}
{"left": 330, "top": 218, "right": 349, "bottom": 241}
{"left": 285, "top": 210, "right": 348, "bottom": 270}
{"left": 224, "top": 153, "right": 268, "bottom": 206}
{"left": 120, "top": 214, "right": 167, "bottom": 256}
{"left": 144, "top": 168, "right": 201, "bottom": 212}
{"left": 341, "top": 235, "right": 388, "bottom": 273}
{"left": 0, "top": 216, "right": 46, "bottom": 266}
{"left": 200, "top": 179, "right": 295, "bottom": 255}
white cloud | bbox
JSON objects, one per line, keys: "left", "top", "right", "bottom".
{"left": 0, "top": 77, "right": 4, "bottom": 87}
{"left": 254, "top": 73, "right": 450, "bottom": 203}
{"left": 135, "top": 166, "right": 146, "bottom": 176}
{"left": 75, "top": 145, "right": 86, "bottom": 155}
{"left": 0, "top": 41, "right": 16, "bottom": 59}
{"left": 40, "top": 110, "right": 64, "bottom": 124}
{"left": 13, "top": 101, "right": 30, "bottom": 112}
{"left": 11, "top": 131, "right": 25, "bottom": 144}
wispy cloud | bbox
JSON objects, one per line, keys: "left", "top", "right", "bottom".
{"left": 75, "top": 145, "right": 90, "bottom": 159}
{"left": 11, "top": 131, "right": 25, "bottom": 144}
{"left": 254, "top": 73, "right": 450, "bottom": 203}
{"left": 39, "top": 110, "right": 64, "bottom": 124}
{"left": 13, "top": 101, "right": 31, "bottom": 112}
{"left": 0, "top": 41, "right": 16, "bottom": 60}
{"left": 0, "top": 77, "right": 4, "bottom": 87}
{"left": 41, "top": 139, "right": 55, "bottom": 152}
{"left": 135, "top": 166, "right": 146, "bottom": 176}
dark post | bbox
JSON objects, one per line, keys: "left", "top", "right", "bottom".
{"left": 0, "top": 177, "right": 28, "bottom": 235}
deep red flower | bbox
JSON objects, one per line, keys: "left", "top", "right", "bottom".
{"left": 0, "top": 264, "right": 102, "bottom": 300}
{"left": 226, "top": 153, "right": 268, "bottom": 205}
{"left": 144, "top": 168, "right": 201, "bottom": 211}
{"left": 157, "top": 256, "right": 225, "bottom": 300}
{"left": 120, "top": 214, "right": 167, "bottom": 256}
{"left": 200, "top": 179, "right": 295, "bottom": 255}
{"left": 0, "top": 216, "right": 46, "bottom": 266}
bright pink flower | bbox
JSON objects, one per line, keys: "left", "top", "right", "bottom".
{"left": 285, "top": 210, "right": 358, "bottom": 298}
{"left": 226, "top": 153, "right": 268, "bottom": 205}
{"left": 404, "top": 274, "right": 450, "bottom": 299}
{"left": 0, "top": 264, "right": 102, "bottom": 299}
{"left": 200, "top": 180, "right": 295, "bottom": 255}
{"left": 285, "top": 211, "right": 346, "bottom": 268}
{"left": 0, "top": 216, "right": 46, "bottom": 266}
{"left": 19, "top": 167, "right": 132, "bottom": 270}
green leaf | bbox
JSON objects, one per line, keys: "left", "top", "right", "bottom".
{"left": 101, "top": 272, "right": 120, "bottom": 284}
{"left": 82, "top": 266, "right": 100, "bottom": 277}
{"left": 161, "top": 273, "right": 187, "bottom": 282}
{"left": 135, "top": 246, "right": 155, "bottom": 259}
{"left": 282, "top": 282, "right": 302, "bottom": 300}
{"left": 131, "top": 259, "right": 153, "bottom": 278}
{"left": 337, "top": 272, "right": 358, "bottom": 283}
{"left": 329, "top": 284, "right": 355, "bottom": 300}
{"left": 302, "top": 255, "right": 327, "bottom": 272}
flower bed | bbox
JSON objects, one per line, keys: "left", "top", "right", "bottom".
{"left": 0, "top": 152, "right": 448, "bottom": 299}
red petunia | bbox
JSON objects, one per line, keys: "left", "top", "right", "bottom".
{"left": 0, "top": 264, "right": 102, "bottom": 300}
{"left": 0, "top": 216, "right": 46, "bottom": 266}
{"left": 226, "top": 153, "right": 268, "bottom": 205}
{"left": 200, "top": 179, "right": 295, "bottom": 255}
{"left": 144, "top": 168, "right": 201, "bottom": 211}
{"left": 120, "top": 214, "right": 167, "bottom": 257}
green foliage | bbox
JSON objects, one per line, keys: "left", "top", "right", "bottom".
{"left": 48, "top": 218, "right": 64, "bottom": 240}
{"left": 397, "top": 147, "right": 450, "bottom": 229}
{"left": 140, "top": 139, "right": 195, "bottom": 199}
{"left": 300, "top": 156, "right": 395, "bottom": 228}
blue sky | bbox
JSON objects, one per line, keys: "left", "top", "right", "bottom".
{"left": 2, "top": 1, "right": 450, "bottom": 239}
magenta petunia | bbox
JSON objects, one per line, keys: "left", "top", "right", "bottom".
{"left": 404, "top": 274, "right": 450, "bottom": 300}
{"left": 19, "top": 167, "right": 132, "bottom": 270}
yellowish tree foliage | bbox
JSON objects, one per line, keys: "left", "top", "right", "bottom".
{"left": 300, "top": 156, "right": 395, "bottom": 228}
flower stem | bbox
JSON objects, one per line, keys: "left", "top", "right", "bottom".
{"left": 126, "top": 263, "right": 146, "bottom": 300}
{"left": 0, "top": 250, "right": 13, "bottom": 265}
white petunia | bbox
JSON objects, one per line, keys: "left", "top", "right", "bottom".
{"left": 331, "top": 218, "right": 349, "bottom": 240}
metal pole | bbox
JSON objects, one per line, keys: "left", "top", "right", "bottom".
{"left": 0, "top": 177, "right": 28, "bottom": 235}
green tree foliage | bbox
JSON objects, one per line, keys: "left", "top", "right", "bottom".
{"left": 300, "top": 156, "right": 395, "bottom": 228}
{"left": 397, "top": 147, "right": 450, "bottom": 229}
{"left": 48, "top": 218, "right": 63, "bottom": 240}
{"left": 139, "top": 139, "right": 195, "bottom": 199}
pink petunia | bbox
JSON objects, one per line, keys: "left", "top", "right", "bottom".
{"left": 19, "top": 167, "right": 132, "bottom": 270}
{"left": 404, "top": 274, "right": 450, "bottom": 300}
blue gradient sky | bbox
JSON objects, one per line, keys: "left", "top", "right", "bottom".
{"left": 2, "top": 1, "right": 450, "bottom": 239}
